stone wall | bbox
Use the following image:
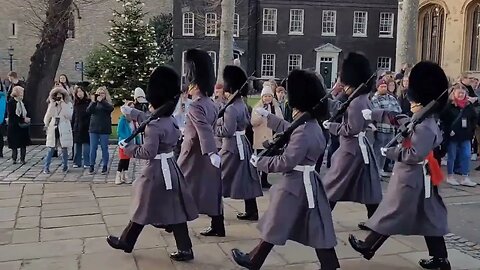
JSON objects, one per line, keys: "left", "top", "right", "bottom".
{"left": 0, "top": 0, "right": 172, "bottom": 82}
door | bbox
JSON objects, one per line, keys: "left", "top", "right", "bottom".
{"left": 320, "top": 62, "right": 333, "bottom": 89}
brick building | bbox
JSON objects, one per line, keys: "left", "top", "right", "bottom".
{"left": 0, "top": 0, "right": 172, "bottom": 82}
{"left": 173, "top": 0, "right": 398, "bottom": 89}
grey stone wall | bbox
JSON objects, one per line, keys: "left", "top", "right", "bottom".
{"left": 0, "top": 0, "right": 172, "bottom": 83}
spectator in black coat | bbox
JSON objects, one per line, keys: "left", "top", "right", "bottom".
{"left": 72, "top": 85, "right": 91, "bottom": 168}
{"left": 7, "top": 86, "right": 31, "bottom": 164}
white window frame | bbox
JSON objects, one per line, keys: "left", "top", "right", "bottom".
{"left": 289, "top": 9, "right": 304, "bottom": 35}
{"left": 353, "top": 11, "right": 368, "bottom": 37}
{"left": 379, "top": 12, "right": 394, "bottom": 38}
{"left": 261, "top": 54, "right": 276, "bottom": 78}
{"left": 182, "top": 12, "right": 194, "bottom": 37}
{"left": 233, "top": 13, "right": 240, "bottom": 37}
{"left": 208, "top": 51, "right": 217, "bottom": 75}
{"left": 182, "top": 51, "right": 187, "bottom": 76}
{"left": 263, "top": 8, "right": 278, "bottom": 34}
{"left": 377, "top": 57, "right": 392, "bottom": 71}
{"left": 205, "top": 12, "right": 217, "bottom": 37}
{"left": 9, "top": 21, "right": 17, "bottom": 38}
{"left": 322, "top": 10, "right": 337, "bottom": 36}
{"left": 288, "top": 54, "right": 303, "bottom": 72}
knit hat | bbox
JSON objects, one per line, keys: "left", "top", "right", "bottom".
{"left": 134, "top": 87, "right": 147, "bottom": 103}
{"left": 376, "top": 78, "right": 387, "bottom": 89}
{"left": 261, "top": 84, "right": 274, "bottom": 97}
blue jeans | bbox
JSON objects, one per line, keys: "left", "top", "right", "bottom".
{"left": 74, "top": 143, "right": 90, "bottom": 167}
{"left": 44, "top": 147, "right": 68, "bottom": 171}
{"left": 447, "top": 140, "right": 471, "bottom": 175}
{"left": 89, "top": 133, "right": 109, "bottom": 169}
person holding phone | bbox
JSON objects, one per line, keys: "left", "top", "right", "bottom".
{"left": 43, "top": 87, "right": 73, "bottom": 173}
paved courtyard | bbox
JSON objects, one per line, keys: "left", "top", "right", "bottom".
{"left": 0, "top": 146, "right": 479, "bottom": 270}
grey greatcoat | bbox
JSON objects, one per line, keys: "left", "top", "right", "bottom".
{"left": 177, "top": 96, "right": 223, "bottom": 216}
{"left": 124, "top": 117, "right": 198, "bottom": 225}
{"left": 215, "top": 98, "right": 263, "bottom": 200}
{"left": 256, "top": 115, "right": 337, "bottom": 249}
{"left": 366, "top": 115, "right": 449, "bottom": 236}
{"left": 322, "top": 94, "right": 382, "bottom": 204}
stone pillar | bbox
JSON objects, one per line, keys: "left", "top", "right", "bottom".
{"left": 395, "top": 0, "right": 420, "bottom": 71}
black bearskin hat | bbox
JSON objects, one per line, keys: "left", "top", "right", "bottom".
{"left": 407, "top": 61, "right": 448, "bottom": 111}
{"left": 223, "top": 65, "right": 248, "bottom": 97}
{"left": 185, "top": 49, "right": 215, "bottom": 96}
{"left": 287, "top": 69, "right": 328, "bottom": 118}
{"left": 340, "top": 52, "right": 373, "bottom": 94}
{"left": 147, "top": 66, "right": 180, "bottom": 114}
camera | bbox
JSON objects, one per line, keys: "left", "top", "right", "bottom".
{"left": 53, "top": 96, "right": 62, "bottom": 102}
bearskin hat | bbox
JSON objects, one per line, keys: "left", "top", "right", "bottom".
{"left": 287, "top": 69, "right": 328, "bottom": 119}
{"left": 185, "top": 49, "right": 215, "bottom": 96}
{"left": 407, "top": 61, "right": 448, "bottom": 111}
{"left": 223, "top": 65, "right": 248, "bottom": 97}
{"left": 147, "top": 66, "right": 180, "bottom": 114}
{"left": 340, "top": 52, "right": 373, "bottom": 94}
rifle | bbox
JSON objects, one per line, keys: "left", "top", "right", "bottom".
{"left": 123, "top": 95, "right": 180, "bottom": 143}
{"left": 384, "top": 88, "right": 449, "bottom": 148}
{"left": 218, "top": 71, "right": 256, "bottom": 118}
{"left": 328, "top": 72, "right": 376, "bottom": 122}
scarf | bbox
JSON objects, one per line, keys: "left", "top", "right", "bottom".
{"left": 402, "top": 139, "right": 444, "bottom": 185}
{"left": 454, "top": 98, "right": 468, "bottom": 109}
{"left": 14, "top": 97, "right": 27, "bottom": 118}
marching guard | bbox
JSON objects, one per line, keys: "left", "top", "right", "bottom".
{"left": 106, "top": 66, "right": 198, "bottom": 261}
{"left": 216, "top": 65, "right": 263, "bottom": 220}
{"left": 322, "top": 52, "right": 382, "bottom": 229}
{"left": 177, "top": 49, "right": 225, "bottom": 237}
{"left": 349, "top": 61, "right": 451, "bottom": 270}
{"left": 231, "top": 69, "right": 339, "bottom": 270}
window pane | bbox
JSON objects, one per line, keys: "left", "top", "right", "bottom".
{"left": 353, "top": 11, "right": 368, "bottom": 36}
{"left": 379, "top": 13, "right": 393, "bottom": 36}
{"left": 234, "top": 13, "right": 240, "bottom": 37}
{"left": 205, "top": 13, "right": 217, "bottom": 36}
{"left": 261, "top": 54, "right": 276, "bottom": 77}
{"left": 263, "top": 9, "right": 277, "bottom": 34}
{"left": 322, "top": 10, "right": 336, "bottom": 35}
{"left": 289, "top": 9, "right": 304, "bottom": 34}
{"left": 288, "top": 54, "right": 302, "bottom": 72}
{"left": 183, "top": 12, "right": 194, "bottom": 36}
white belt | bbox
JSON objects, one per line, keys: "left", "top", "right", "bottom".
{"left": 235, "top": 130, "right": 246, "bottom": 160}
{"left": 354, "top": 132, "right": 369, "bottom": 164}
{"left": 419, "top": 161, "right": 431, "bottom": 199}
{"left": 293, "top": 165, "right": 315, "bottom": 209}
{"left": 154, "top": 152, "right": 174, "bottom": 190}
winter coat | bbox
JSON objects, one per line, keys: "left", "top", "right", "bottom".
{"left": 366, "top": 115, "right": 448, "bottom": 237}
{"left": 256, "top": 115, "right": 337, "bottom": 248}
{"left": 440, "top": 102, "right": 478, "bottom": 142}
{"left": 0, "top": 90, "right": 6, "bottom": 124}
{"left": 251, "top": 101, "right": 283, "bottom": 149}
{"left": 124, "top": 117, "right": 199, "bottom": 225}
{"left": 72, "top": 98, "right": 91, "bottom": 144}
{"left": 87, "top": 100, "right": 114, "bottom": 134}
{"left": 44, "top": 88, "right": 73, "bottom": 148}
{"left": 7, "top": 99, "right": 31, "bottom": 148}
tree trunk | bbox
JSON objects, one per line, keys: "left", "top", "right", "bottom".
{"left": 25, "top": 0, "right": 72, "bottom": 138}
{"left": 395, "top": 0, "right": 419, "bottom": 71}
{"left": 217, "top": 0, "right": 235, "bottom": 84}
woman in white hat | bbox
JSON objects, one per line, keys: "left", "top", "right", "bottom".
{"left": 251, "top": 82, "right": 283, "bottom": 189}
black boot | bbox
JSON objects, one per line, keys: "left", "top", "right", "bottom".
{"left": 200, "top": 215, "right": 225, "bottom": 237}
{"left": 348, "top": 232, "right": 388, "bottom": 260}
{"left": 152, "top": 224, "right": 173, "bottom": 233}
{"left": 418, "top": 257, "right": 451, "bottom": 270}
{"left": 106, "top": 221, "right": 143, "bottom": 253}
{"left": 170, "top": 249, "right": 194, "bottom": 261}
{"left": 261, "top": 172, "right": 271, "bottom": 189}
{"left": 232, "top": 241, "right": 274, "bottom": 270}
{"left": 237, "top": 199, "right": 259, "bottom": 221}
{"left": 316, "top": 248, "right": 340, "bottom": 270}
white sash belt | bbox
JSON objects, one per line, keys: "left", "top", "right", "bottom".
{"left": 154, "top": 152, "right": 174, "bottom": 190}
{"left": 293, "top": 165, "right": 315, "bottom": 209}
{"left": 235, "top": 130, "right": 246, "bottom": 160}
{"left": 354, "top": 131, "right": 370, "bottom": 164}
{"left": 419, "top": 161, "right": 431, "bottom": 199}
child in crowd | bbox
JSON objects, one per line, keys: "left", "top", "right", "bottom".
{"left": 115, "top": 101, "right": 137, "bottom": 184}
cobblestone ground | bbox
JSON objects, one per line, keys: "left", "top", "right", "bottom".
{"left": 0, "top": 146, "right": 479, "bottom": 270}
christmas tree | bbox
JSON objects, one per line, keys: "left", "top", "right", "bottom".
{"left": 91, "top": 0, "right": 160, "bottom": 104}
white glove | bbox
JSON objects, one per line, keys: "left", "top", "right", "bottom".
{"left": 362, "top": 109, "right": 372, "bottom": 121}
{"left": 450, "top": 131, "right": 455, "bottom": 137}
{"left": 380, "top": 148, "right": 387, "bottom": 157}
{"left": 250, "top": 154, "right": 259, "bottom": 167}
{"left": 120, "top": 105, "right": 133, "bottom": 115}
{"left": 254, "top": 107, "right": 270, "bottom": 118}
{"left": 322, "top": 121, "right": 331, "bottom": 129}
{"left": 118, "top": 139, "right": 128, "bottom": 149}
{"left": 209, "top": 153, "right": 221, "bottom": 168}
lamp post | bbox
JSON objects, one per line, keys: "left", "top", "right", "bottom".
{"left": 7, "top": 46, "right": 14, "bottom": 71}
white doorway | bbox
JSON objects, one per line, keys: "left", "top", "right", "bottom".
{"left": 315, "top": 43, "right": 342, "bottom": 89}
